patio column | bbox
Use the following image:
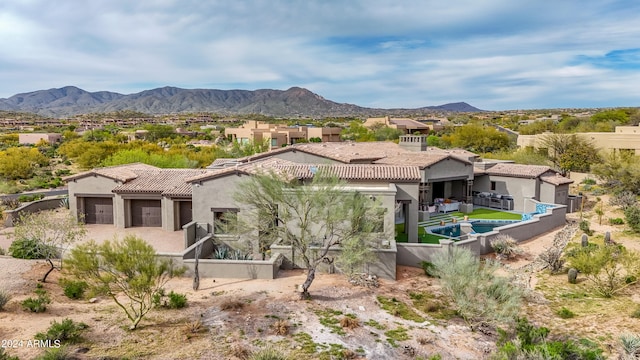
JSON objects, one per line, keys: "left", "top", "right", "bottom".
{"left": 466, "top": 180, "right": 473, "bottom": 203}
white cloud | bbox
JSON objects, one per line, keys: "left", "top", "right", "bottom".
{"left": 1, "top": 0, "right": 640, "bottom": 109}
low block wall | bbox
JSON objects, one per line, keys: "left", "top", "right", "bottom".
{"left": 3, "top": 198, "right": 65, "bottom": 227}
{"left": 270, "top": 244, "right": 397, "bottom": 281}
{"left": 156, "top": 251, "right": 284, "bottom": 280}
{"left": 474, "top": 204, "right": 567, "bottom": 254}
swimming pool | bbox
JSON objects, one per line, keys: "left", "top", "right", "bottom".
{"left": 429, "top": 220, "right": 519, "bottom": 238}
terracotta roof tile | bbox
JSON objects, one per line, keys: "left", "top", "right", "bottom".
{"left": 63, "top": 163, "right": 159, "bottom": 182}
{"left": 483, "top": 163, "right": 551, "bottom": 178}
{"left": 191, "top": 158, "right": 421, "bottom": 183}
{"left": 112, "top": 169, "right": 210, "bottom": 196}
{"left": 373, "top": 153, "right": 467, "bottom": 168}
{"left": 540, "top": 173, "right": 574, "bottom": 185}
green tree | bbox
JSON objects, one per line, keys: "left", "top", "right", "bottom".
{"left": 539, "top": 133, "right": 600, "bottom": 174}
{"left": 340, "top": 121, "right": 374, "bottom": 142}
{"left": 233, "top": 170, "right": 386, "bottom": 299}
{"left": 370, "top": 123, "right": 403, "bottom": 141}
{"left": 0, "top": 147, "right": 49, "bottom": 179}
{"left": 64, "top": 235, "right": 184, "bottom": 329}
{"left": 567, "top": 243, "right": 640, "bottom": 297}
{"left": 624, "top": 205, "right": 640, "bottom": 233}
{"left": 591, "top": 151, "right": 640, "bottom": 194}
{"left": 142, "top": 124, "right": 177, "bottom": 142}
{"left": 431, "top": 247, "right": 522, "bottom": 329}
{"left": 446, "top": 124, "right": 511, "bottom": 153}
{"left": 11, "top": 210, "right": 86, "bottom": 282}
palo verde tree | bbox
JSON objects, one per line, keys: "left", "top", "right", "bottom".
{"left": 64, "top": 235, "right": 185, "bottom": 329}
{"left": 233, "top": 169, "right": 385, "bottom": 299}
{"left": 566, "top": 242, "right": 640, "bottom": 297}
{"left": 11, "top": 210, "right": 87, "bottom": 282}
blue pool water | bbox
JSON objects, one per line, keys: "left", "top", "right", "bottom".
{"left": 430, "top": 220, "right": 519, "bottom": 238}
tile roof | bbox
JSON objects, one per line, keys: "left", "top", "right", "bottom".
{"left": 190, "top": 158, "right": 421, "bottom": 183}
{"left": 63, "top": 163, "right": 159, "bottom": 182}
{"left": 540, "top": 173, "right": 574, "bottom": 185}
{"left": 389, "top": 119, "right": 430, "bottom": 129}
{"left": 482, "top": 163, "right": 552, "bottom": 178}
{"left": 373, "top": 152, "right": 469, "bottom": 168}
{"left": 112, "top": 169, "right": 210, "bottom": 196}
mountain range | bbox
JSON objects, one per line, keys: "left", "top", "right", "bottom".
{"left": 0, "top": 86, "right": 482, "bottom": 118}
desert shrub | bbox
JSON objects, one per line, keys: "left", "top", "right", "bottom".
{"left": 557, "top": 307, "right": 576, "bottom": 319}
{"left": 495, "top": 318, "right": 604, "bottom": 360}
{"left": 420, "top": 261, "right": 437, "bottom": 277}
{"left": 340, "top": 316, "right": 360, "bottom": 330}
{"left": 35, "top": 318, "right": 88, "bottom": 343}
{"left": 34, "top": 346, "right": 72, "bottom": 360}
{"left": 17, "top": 194, "right": 44, "bottom": 202}
{"left": 167, "top": 291, "right": 187, "bottom": 309}
{"left": 8, "top": 238, "right": 48, "bottom": 259}
{"left": 631, "top": 305, "right": 640, "bottom": 319}
{"left": 581, "top": 178, "right": 596, "bottom": 185}
{"left": 609, "top": 217, "right": 625, "bottom": 225}
{"left": 0, "top": 348, "right": 20, "bottom": 360}
{"left": 0, "top": 247, "right": 5, "bottom": 255}
{"left": 0, "top": 290, "right": 10, "bottom": 310}
{"left": 59, "top": 279, "right": 87, "bottom": 300}
{"left": 1, "top": 198, "right": 21, "bottom": 210}
{"left": 567, "top": 243, "right": 640, "bottom": 297}
{"left": 152, "top": 289, "right": 187, "bottom": 309}
{"left": 220, "top": 299, "right": 245, "bottom": 311}
{"left": 609, "top": 191, "right": 638, "bottom": 209}
{"left": 250, "top": 346, "right": 291, "bottom": 360}
{"left": 538, "top": 246, "right": 565, "bottom": 274}
{"left": 619, "top": 333, "right": 640, "bottom": 358}
{"left": 184, "top": 319, "right": 205, "bottom": 338}
{"left": 431, "top": 247, "right": 523, "bottom": 329}
{"left": 22, "top": 288, "right": 51, "bottom": 313}
{"left": 271, "top": 319, "right": 290, "bottom": 335}
{"left": 624, "top": 205, "right": 640, "bottom": 233}
{"left": 490, "top": 234, "right": 522, "bottom": 260}
{"left": 579, "top": 220, "right": 593, "bottom": 236}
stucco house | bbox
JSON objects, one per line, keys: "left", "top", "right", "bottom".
{"left": 65, "top": 135, "right": 574, "bottom": 250}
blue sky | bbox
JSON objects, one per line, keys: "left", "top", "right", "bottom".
{"left": 1, "top": 0, "right": 639, "bottom": 110}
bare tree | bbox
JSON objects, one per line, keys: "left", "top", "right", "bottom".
{"left": 12, "top": 210, "right": 87, "bottom": 282}
{"left": 233, "top": 169, "right": 385, "bottom": 299}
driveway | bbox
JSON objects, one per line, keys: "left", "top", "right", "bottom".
{"left": 0, "top": 224, "right": 185, "bottom": 255}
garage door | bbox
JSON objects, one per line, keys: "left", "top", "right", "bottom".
{"left": 179, "top": 201, "right": 193, "bottom": 227}
{"left": 84, "top": 197, "right": 114, "bottom": 224}
{"left": 131, "top": 200, "right": 162, "bottom": 227}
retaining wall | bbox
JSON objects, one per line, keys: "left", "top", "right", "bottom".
{"left": 3, "top": 198, "right": 65, "bottom": 227}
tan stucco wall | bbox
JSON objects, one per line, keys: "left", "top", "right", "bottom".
{"left": 517, "top": 127, "right": 640, "bottom": 155}
{"left": 424, "top": 159, "right": 473, "bottom": 182}
{"left": 67, "top": 176, "right": 120, "bottom": 225}
{"left": 473, "top": 175, "right": 538, "bottom": 212}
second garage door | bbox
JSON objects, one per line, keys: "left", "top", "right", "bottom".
{"left": 131, "top": 200, "right": 162, "bottom": 227}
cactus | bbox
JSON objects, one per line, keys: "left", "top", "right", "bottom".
{"left": 604, "top": 231, "right": 611, "bottom": 244}
{"left": 568, "top": 268, "right": 578, "bottom": 284}
{"left": 581, "top": 234, "right": 588, "bottom": 247}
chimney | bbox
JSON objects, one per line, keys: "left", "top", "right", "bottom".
{"left": 398, "top": 134, "right": 427, "bottom": 152}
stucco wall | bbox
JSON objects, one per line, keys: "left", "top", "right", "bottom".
{"left": 67, "top": 176, "right": 121, "bottom": 224}
{"left": 424, "top": 158, "right": 473, "bottom": 182}
{"left": 3, "top": 198, "right": 66, "bottom": 227}
{"left": 473, "top": 175, "right": 538, "bottom": 212}
{"left": 270, "top": 244, "right": 397, "bottom": 280}
{"left": 396, "top": 183, "right": 419, "bottom": 242}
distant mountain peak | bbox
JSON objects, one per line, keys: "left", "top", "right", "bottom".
{"left": 0, "top": 86, "right": 482, "bottom": 117}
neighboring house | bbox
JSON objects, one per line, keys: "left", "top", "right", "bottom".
{"left": 18, "top": 133, "right": 62, "bottom": 145}
{"left": 363, "top": 116, "right": 432, "bottom": 134}
{"left": 517, "top": 125, "right": 640, "bottom": 155}
{"left": 66, "top": 135, "right": 573, "bottom": 247}
{"left": 224, "top": 120, "right": 342, "bottom": 149}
